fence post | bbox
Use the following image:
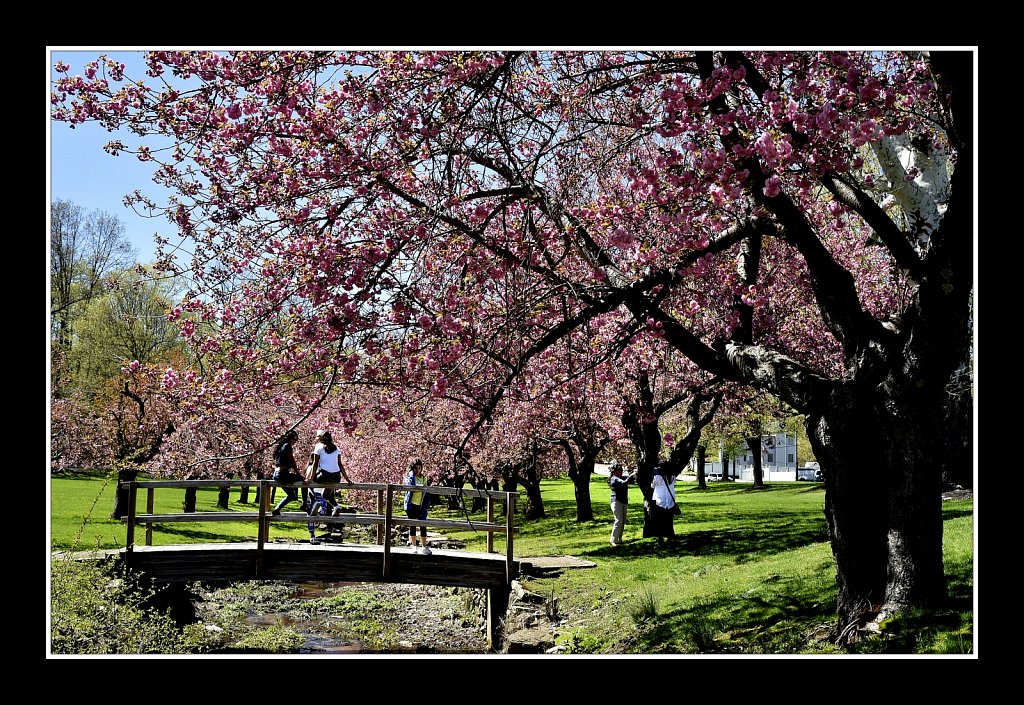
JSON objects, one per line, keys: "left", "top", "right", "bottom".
{"left": 382, "top": 485, "right": 393, "bottom": 579}
{"left": 145, "top": 488, "right": 154, "bottom": 546}
{"left": 486, "top": 495, "right": 495, "bottom": 554}
{"left": 257, "top": 481, "right": 267, "bottom": 576}
{"left": 505, "top": 492, "right": 515, "bottom": 585}
{"left": 376, "top": 488, "right": 384, "bottom": 545}
{"left": 126, "top": 482, "right": 138, "bottom": 557}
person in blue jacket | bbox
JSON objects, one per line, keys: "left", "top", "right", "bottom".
{"left": 404, "top": 459, "right": 432, "bottom": 554}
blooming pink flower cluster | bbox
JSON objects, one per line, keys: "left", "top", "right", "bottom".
{"left": 50, "top": 50, "right": 938, "bottom": 477}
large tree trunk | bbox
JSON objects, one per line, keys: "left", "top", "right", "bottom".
{"left": 239, "top": 485, "right": 250, "bottom": 504}
{"left": 519, "top": 451, "right": 545, "bottom": 520}
{"left": 809, "top": 381, "right": 947, "bottom": 635}
{"left": 808, "top": 405, "right": 888, "bottom": 633}
{"left": 217, "top": 474, "right": 233, "bottom": 509}
{"left": 500, "top": 457, "right": 544, "bottom": 520}
{"left": 748, "top": 436, "right": 764, "bottom": 489}
{"left": 560, "top": 431, "right": 607, "bottom": 522}
{"left": 109, "top": 467, "right": 140, "bottom": 519}
{"left": 500, "top": 475, "right": 518, "bottom": 517}
{"left": 884, "top": 408, "right": 947, "bottom": 613}
{"left": 696, "top": 445, "right": 708, "bottom": 490}
{"left": 566, "top": 457, "right": 594, "bottom": 522}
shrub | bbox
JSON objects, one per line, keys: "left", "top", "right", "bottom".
{"left": 50, "top": 556, "right": 196, "bottom": 654}
{"left": 626, "top": 588, "right": 660, "bottom": 625}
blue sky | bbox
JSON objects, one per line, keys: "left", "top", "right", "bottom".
{"left": 49, "top": 50, "right": 167, "bottom": 264}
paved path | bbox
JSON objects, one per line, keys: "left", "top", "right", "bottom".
{"left": 518, "top": 555, "right": 596, "bottom": 570}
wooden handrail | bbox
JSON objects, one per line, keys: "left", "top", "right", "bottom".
{"left": 121, "top": 479, "right": 518, "bottom": 580}
{"left": 124, "top": 479, "right": 518, "bottom": 500}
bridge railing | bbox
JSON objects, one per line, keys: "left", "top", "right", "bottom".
{"left": 121, "top": 480, "right": 518, "bottom": 582}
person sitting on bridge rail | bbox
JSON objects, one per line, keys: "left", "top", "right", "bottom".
{"left": 270, "top": 430, "right": 304, "bottom": 516}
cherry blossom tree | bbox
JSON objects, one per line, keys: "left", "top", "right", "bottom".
{"left": 52, "top": 361, "right": 177, "bottom": 518}
{"left": 52, "top": 49, "right": 973, "bottom": 638}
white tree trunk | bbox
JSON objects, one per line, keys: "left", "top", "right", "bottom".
{"left": 870, "top": 134, "right": 950, "bottom": 248}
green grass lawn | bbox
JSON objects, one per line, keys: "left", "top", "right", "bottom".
{"left": 49, "top": 471, "right": 974, "bottom": 654}
{"left": 50, "top": 470, "right": 314, "bottom": 550}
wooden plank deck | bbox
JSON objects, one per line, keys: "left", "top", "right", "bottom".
{"left": 123, "top": 542, "right": 520, "bottom": 589}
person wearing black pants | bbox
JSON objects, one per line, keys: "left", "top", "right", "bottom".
{"left": 271, "top": 430, "right": 303, "bottom": 515}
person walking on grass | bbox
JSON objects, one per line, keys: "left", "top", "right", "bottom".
{"left": 404, "top": 459, "right": 432, "bottom": 554}
{"left": 608, "top": 461, "right": 633, "bottom": 547}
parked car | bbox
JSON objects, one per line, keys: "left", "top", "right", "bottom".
{"left": 797, "top": 466, "right": 824, "bottom": 481}
{"left": 707, "top": 472, "right": 723, "bottom": 481}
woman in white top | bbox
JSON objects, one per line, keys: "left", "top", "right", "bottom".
{"left": 308, "top": 430, "right": 352, "bottom": 513}
{"left": 648, "top": 462, "right": 679, "bottom": 547}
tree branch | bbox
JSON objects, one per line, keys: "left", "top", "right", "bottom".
{"left": 723, "top": 342, "right": 834, "bottom": 413}
{"left": 821, "top": 174, "right": 924, "bottom": 281}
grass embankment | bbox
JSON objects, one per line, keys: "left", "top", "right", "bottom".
{"left": 50, "top": 471, "right": 973, "bottom": 654}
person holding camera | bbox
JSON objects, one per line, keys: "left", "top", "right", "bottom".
{"left": 608, "top": 461, "right": 633, "bottom": 547}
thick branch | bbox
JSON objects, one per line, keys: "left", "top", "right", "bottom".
{"left": 723, "top": 343, "right": 834, "bottom": 414}
{"left": 821, "top": 174, "right": 924, "bottom": 281}
{"left": 668, "top": 392, "right": 723, "bottom": 468}
{"left": 733, "top": 233, "right": 762, "bottom": 345}
{"left": 621, "top": 294, "right": 732, "bottom": 377}
{"left": 121, "top": 382, "right": 145, "bottom": 419}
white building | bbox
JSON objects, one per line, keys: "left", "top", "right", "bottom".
{"left": 696, "top": 432, "right": 799, "bottom": 481}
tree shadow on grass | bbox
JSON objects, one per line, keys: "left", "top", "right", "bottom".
{"left": 50, "top": 469, "right": 110, "bottom": 481}
{"left": 586, "top": 517, "right": 828, "bottom": 560}
{"left": 628, "top": 572, "right": 837, "bottom": 654}
{"left": 151, "top": 526, "right": 266, "bottom": 544}
{"left": 625, "top": 554, "right": 975, "bottom": 654}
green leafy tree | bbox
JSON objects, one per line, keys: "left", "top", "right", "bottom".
{"left": 69, "top": 269, "right": 183, "bottom": 398}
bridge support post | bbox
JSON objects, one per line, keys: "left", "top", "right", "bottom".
{"left": 486, "top": 496, "right": 495, "bottom": 553}
{"left": 145, "top": 488, "right": 154, "bottom": 546}
{"left": 486, "top": 585, "right": 510, "bottom": 652}
{"left": 126, "top": 482, "right": 137, "bottom": 558}
{"left": 382, "top": 485, "right": 393, "bottom": 579}
{"left": 257, "top": 481, "right": 268, "bottom": 577}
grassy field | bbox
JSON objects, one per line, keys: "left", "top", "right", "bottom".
{"left": 50, "top": 471, "right": 314, "bottom": 550}
{"left": 442, "top": 478, "right": 974, "bottom": 654}
{"left": 49, "top": 471, "right": 974, "bottom": 654}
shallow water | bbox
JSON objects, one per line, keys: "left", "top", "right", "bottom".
{"left": 244, "top": 580, "right": 367, "bottom": 653}
{"left": 208, "top": 577, "right": 485, "bottom": 655}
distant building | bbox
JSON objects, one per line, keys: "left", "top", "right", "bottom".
{"left": 694, "top": 431, "right": 798, "bottom": 481}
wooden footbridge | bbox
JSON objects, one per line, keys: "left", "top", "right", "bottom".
{"left": 118, "top": 480, "right": 521, "bottom": 648}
